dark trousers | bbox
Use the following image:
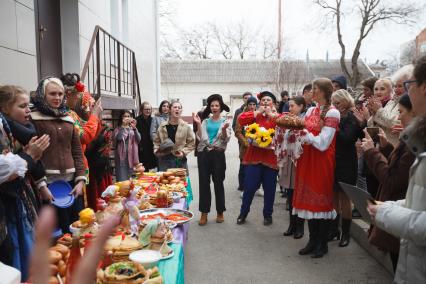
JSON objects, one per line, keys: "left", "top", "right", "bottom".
{"left": 238, "top": 161, "right": 245, "bottom": 191}
{"left": 158, "top": 154, "right": 188, "bottom": 172}
{"left": 390, "top": 252, "right": 399, "bottom": 272}
{"left": 288, "top": 188, "right": 293, "bottom": 210}
{"left": 197, "top": 149, "right": 226, "bottom": 213}
{"left": 240, "top": 164, "right": 278, "bottom": 218}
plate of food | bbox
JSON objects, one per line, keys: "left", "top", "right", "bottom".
{"left": 139, "top": 208, "right": 193, "bottom": 225}
{"left": 96, "top": 261, "right": 163, "bottom": 283}
{"left": 141, "top": 218, "right": 177, "bottom": 229}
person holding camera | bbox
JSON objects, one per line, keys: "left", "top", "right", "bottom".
{"left": 114, "top": 111, "right": 141, "bottom": 181}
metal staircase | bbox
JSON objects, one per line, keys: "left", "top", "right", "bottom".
{"left": 80, "top": 25, "right": 141, "bottom": 112}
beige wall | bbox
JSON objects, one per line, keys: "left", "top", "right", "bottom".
{"left": 1, "top": 0, "right": 159, "bottom": 102}
{"left": 0, "top": 0, "right": 38, "bottom": 91}
{"left": 75, "top": 0, "right": 160, "bottom": 108}
{"left": 161, "top": 82, "right": 276, "bottom": 116}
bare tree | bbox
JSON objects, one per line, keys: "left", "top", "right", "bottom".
{"left": 160, "top": 36, "right": 183, "bottom": 59}
{"left": 209, "top": 23, "right": 233, "bottom": 59}
{"left": 160, "top": 19, "right": 286, "bottom": 60}
{"left": 181, "top": 25, "right": 213, "bottom": 59}
{"left": 314, "top": 0, "right": 420, "bottom": 87}
{"left": 275, "top": 60, "right": 311, "bottom": 95}
{"left": 228, "top": 23, "right": 259, "bottom": 59}
{"left": 261, "top": 35, "right": 278, "bottom": 59}
{"left": 159, "top": 0, "right": 182, "bottom": 59}
{"left": 400, "top": 40, "right": 416, "bottom": 65}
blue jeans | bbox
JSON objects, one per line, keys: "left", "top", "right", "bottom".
{"left": 240, "top": 164, "right": 278, "bottom": 218}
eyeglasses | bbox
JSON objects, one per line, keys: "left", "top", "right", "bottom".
{"left": 403, "top": 80, "right": 416, "bottom": 92}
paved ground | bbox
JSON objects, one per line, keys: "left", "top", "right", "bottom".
{"left": 184, "top": 136, "right": 392, "bottom": 284}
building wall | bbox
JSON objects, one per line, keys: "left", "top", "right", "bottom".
{"left": 127, "top": 0, "right": 160, "bottom": 107}
{"left": 0, "top": 0, "right": 38, "bottom": 91}
{"left": 416, "top": 28, "right": 426, "bottom": 57}
{"left": 1, "top": 0, "right": 159, "bottom": 104}
{"left": 70, "top": 0, "right": 160, "bottom": 109}
{"left": 161, "top": 82, "right": 277, "bottom": 116}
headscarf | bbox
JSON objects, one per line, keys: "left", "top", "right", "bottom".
{"left": 61, "top": 73, "right": 94, "bottom": 121}
{"left": 70, "top": 91, "right": 94, "bottom": 121}
{"left": 32, "top": 77, "right": 68, "bottom": 117}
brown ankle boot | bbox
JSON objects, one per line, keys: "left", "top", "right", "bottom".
{"left": 199, "top": 213, "right": 208, "bottom": 226}
{"left": 216, "top": 213, "right": 224, "bottom": 223}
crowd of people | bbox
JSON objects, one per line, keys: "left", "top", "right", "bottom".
{"left": 0, "top": 54, "right": 425, "bottom": 283}
{"left": 191, "top": 56, "right": 426, "bottom": 281}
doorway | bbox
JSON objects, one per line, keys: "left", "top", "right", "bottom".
{"left": 35, "top": 0, "right": 63, "bottom": 79}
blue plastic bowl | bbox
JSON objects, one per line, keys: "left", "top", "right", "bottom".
{"left": 48, "top": 180, "right": 75, "bottom": 208}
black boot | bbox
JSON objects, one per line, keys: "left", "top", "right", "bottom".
{"left": 312, "top": 219, "right": 329, "bottom": 258}
{"left": 263, "top": 217, "right": 273, "bottom": 226}
{"left": 339, "top": 218, "right": 351, "bottom": 247}
{"left": 283, "top": 214, "right": 295, "bottom": 236}
{"left": 327, "top": 214, "right": 341, "bottom": 242}
{"left": 293, "top": 217, "right": 305, "bottom": 239}
{"left": 299, "top": 219, "right": 317, "bottom": 255}
{"left": 237, "top": 214, "right": 247, "bottom": 225}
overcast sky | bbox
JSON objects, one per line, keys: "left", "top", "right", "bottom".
{"left": 164, "top": 0, "right": 426, "bottom": 63}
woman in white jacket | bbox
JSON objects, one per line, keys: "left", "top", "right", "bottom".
{"left": 367, "top": 66, "right": 413, "bottom": 146}
{"left": 367, "top": 56, "right": 426, "bottom": 284}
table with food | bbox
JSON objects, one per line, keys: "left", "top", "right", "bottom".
{"left": 43, "top": 166, "right": 193, "bottom": 284}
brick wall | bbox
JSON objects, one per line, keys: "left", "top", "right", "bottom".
{"left": 416, "top": 28, "right": 426, "bottom": 57}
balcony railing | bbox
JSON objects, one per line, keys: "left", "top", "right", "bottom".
{"left": 81, "top": 25, "right": 141, "bottom": 110}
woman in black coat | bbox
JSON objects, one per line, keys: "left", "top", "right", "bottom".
{"left": 136, "top": 102, "right": 157, "bottom": 170}
{"left": 329, "top": 89, "right": 363, "bottom": 247}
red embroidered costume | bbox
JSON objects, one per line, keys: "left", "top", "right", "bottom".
{"left": 238, "top": 111, "right": 277, "bottom": 169}
{"left": 293, "top": 106, "right": 340, "bottom": 219}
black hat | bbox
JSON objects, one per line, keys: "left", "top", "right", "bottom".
{"left": 206, "top": 94, "right": 230, "bottom": 112}
{"left": 257, "top": 91, "right": 277, "bottom": 104}
{"left": 202, "top": 94, "right": 230, "bottom": 119}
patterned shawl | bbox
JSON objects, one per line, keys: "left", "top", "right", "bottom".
{"left": 32, "top": 77, "right": 68, "bottom": 117}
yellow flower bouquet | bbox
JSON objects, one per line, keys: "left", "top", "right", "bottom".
{"left": 245, "top": 123, "right": 275, "bottom": 148}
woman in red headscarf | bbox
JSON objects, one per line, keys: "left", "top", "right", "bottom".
{"left": 61, "top": 73, "right": 104, "bottom": 209}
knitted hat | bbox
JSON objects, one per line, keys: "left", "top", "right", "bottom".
{"left": 247, "top": 96, "right": 258, "bottom": 105}
{"left": 331, "top": 75, "right": 348, "bottom": 90}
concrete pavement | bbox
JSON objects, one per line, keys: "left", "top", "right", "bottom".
{"left": 184, "top": 136, "right": 392, "bottom": 284}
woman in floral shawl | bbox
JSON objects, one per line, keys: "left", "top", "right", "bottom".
{"left": 61, "top": 73, "right": 103, "bottom": 208}
{"left": 274, "top": 96, "right": 307, "bottom": 239}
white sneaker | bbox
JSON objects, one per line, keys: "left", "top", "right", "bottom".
{"left": 256, "top": 188, "right": 264, "bottom": 197}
